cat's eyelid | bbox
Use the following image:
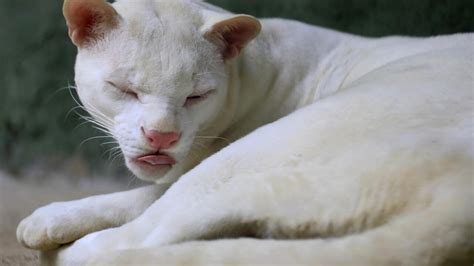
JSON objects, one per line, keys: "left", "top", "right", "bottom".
{"left": 106, "top": 80, "right": 122, "bottom": 88}
{"left": 106, "top": 80, "right": 129, "bottom": 91}
{"left": 185, "top": 89, "right": 216, "bottom": 107}
{"left": 106, "top": 80, "right": 139, "bottom": 98}
{"left": 189, "top": 89, "right": 215, "bottom": 97}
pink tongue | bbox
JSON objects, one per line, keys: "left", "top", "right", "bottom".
{"left": 137, "top": 155, "right": 176, "bottom": 166}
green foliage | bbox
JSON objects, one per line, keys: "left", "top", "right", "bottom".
{"left": 208, "top": 0, "right": 474, "bottom": 36}
{"left": 0, "top": 1, "right": 110, "bottom": 173}
{"left": 1, "top": 0, "right": 473, "bottom": 174}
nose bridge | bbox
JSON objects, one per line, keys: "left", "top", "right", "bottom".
{"left": 142, "top": 101, "right": 179, "bottom": 133}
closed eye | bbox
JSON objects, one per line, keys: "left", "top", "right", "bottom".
{"left": 185, "top": 90, "right": 215, "bottom": 107}
{"left": 106, "top": 81, "right": 139, "bottom": 99}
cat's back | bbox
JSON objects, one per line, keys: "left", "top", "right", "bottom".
{"left": 342, "top": 33, "right": 473, "bottom": 87}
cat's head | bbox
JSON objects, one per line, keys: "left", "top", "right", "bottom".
{"left": 63, "top": 0, "right": 261, "bottom": 183}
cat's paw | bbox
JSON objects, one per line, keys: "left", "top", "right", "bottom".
{"left": 17, "top": 202, "right": 95, "bottom": 250}
{"left": 42, "top": 226, "right": 139, "bottom": 265}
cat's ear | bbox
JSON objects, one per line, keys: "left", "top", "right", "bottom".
{"left": 204, "top": 15, "right": 261, "bottom": 60}
{"left": 63, "top": 0, "right": 119, "bottom": 47}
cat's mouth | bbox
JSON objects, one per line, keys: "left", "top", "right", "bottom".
{"left": 136, "top": 152, "right": 177, "bottom": 167}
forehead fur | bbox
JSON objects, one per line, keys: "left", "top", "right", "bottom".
{"left": 88, "top": 0, "right": 223, "bottom": 91}
{"left": 113, "top": 0, "right": 204, "bottom": 37}
{"left": 119, "top": 1, "right": 200, "bottom": 54}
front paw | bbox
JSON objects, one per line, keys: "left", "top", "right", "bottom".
{"left": 40, "top": 233, "right": 101, "bottom": 265}
{"left": 17, "top": 202, "right": 94, "bottom": 250}
{"left": 42, "top": 226, "right": 137, "bottom": 265}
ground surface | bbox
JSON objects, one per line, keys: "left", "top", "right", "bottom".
{"left": 0, "top": 171, "right": 130, "bottom": 265}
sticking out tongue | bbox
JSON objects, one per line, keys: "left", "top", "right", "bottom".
{"left": 137, "top": 155, "right": 176, "bottom": 166}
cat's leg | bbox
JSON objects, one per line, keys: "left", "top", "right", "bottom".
{"left": 59, "top": 181, "right": 473, "bottom": 266}
{"left": 17, "top": 184, "right": 169, "bottom": 250}
{"left": 46, "top": 98, "right": 472, "bottom": 265}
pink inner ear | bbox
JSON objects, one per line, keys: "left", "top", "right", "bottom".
{"left": 68, "top": 5, "right": 99, "bottom": 46}
{"left": 221, "top": 25, "right": 256, "bottom": 59}
{"left": 207, "top": 16, "right": 261, "bottom": 60}
{"left": 64, "top": 0, "right": 118, "bottom": 47}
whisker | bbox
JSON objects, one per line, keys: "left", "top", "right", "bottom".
{"left": 91, "top": 126, "right": 113, "bottom": 136}
{"left": 127, "top": 173, "right": 140, "bottom": 189}
{"left": 66, "top": 105, "right": 87, "bottom": 120}
{"left": 109, "top": 150, "right": 123, "bottom": 160}
{"left": 195, "top": 135, "right": 232, "bottom": 145}
{"left": 88, "top": 107, "right": 114, "bottom": 124}
{"left": 192, "top": 141, "right": 210, "bottom": 151}
{"left": 102, "top": 148, "right": 118, "bottom": 159}
{"left": 101, "top": 141, "right": 119, "bottom": 146}
{"left": 111, "top": 152, "right": 124, "bottom": 164}
{"left": 101, "top": 144, "right": 121, "bottom": 157}
{"left": 79, "top": 136, "right": 112, "bottom": 148}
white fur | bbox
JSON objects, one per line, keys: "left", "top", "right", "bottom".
{"left": 17, "top": 0, "right": 473, "bottom": 265}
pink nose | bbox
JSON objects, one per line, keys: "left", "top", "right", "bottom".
{"left": 142, "top": 128, "right": 180, "bottom": 150}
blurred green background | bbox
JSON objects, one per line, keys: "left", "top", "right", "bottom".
{"left": 1, "top": 0, "right": 473, "bottom": 176}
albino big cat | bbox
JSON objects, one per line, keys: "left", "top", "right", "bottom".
{"left": 17, "top": 0, "right": 473, "bottom": 265}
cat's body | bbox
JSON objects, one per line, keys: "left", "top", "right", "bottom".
{"left": 17, "top": 0, "right": 473, "bottom": 265}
